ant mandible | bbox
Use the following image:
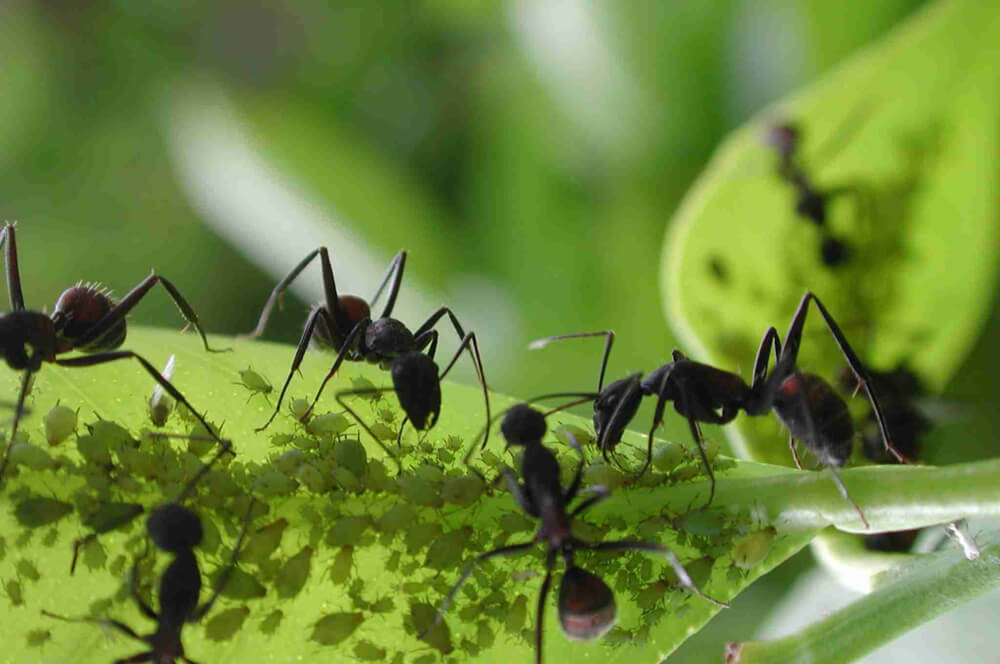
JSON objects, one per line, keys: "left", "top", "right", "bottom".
{"left": 531, "top": 293, "right": 906, "bottom": 524}
{"left": 241, "top": 247, "right": 490, "bottom": 455}
{"left": 46, "top": 492, "right": 256, "bottom": 664}
{"left": 765, "top": 119, "right": 869, "bottom": 268}
{"left": 424, "top": 403, "right": 728, "bottom": 664}
{"left": 0, "top": 223, "right": 231, "bottom": 480}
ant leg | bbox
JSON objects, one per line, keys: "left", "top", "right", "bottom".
{"left": 69, "top": 503, "right": 144, "bottom": 574}
{"left": 129, "top": 558, "right": 159, "bottom": 621}
{"left": 300, "top": 317, "right": 371, "bottom": 422}
{"left": 568, "top": 486, "right": 610, "bottom": 519}
{"left": 335, "top": 388, "right": 400, "bottom": 471}
{"left": 259, "top": 307, "right": 329, "bottom": 430}
{"left": 579, "top": 540, "right": 729, "bottom": 609}
{"left": 240, "top": 248, "right": 332, "bottom": 339}
{"left": 193, "top": 498, "right": 257, "bottom": 621}
{"left": 75, "top": 272, "right": 230, "bottom": 353}
{"left": 562, "top": 431, "right": 586, "bottom": 504}
{"left": 789, "top": 437, "right": 804, "bottom": 470}
{"left": 533, "top": 549, "right": 557, "bottom": 664}
{"left": 684, "top": 416, "right": 716, "bottom": 509}
{"left": 41, "top": 611, "right": 145, "bottom": 643}
{"left": 0, "top": 368, "right": 35, "bottom": 480}
{"left": 0, "top": 223, "right": 25, "bottom": 312}
{"left": 395, "top": 416, "right": 409, "bottom": 447}
{"left": 529, "top": 331, "right": 615, "bottom": 392}
{"left": 368, "top": 250, "right": 407, "bottom": 319}
{"left": 750, "top": 327, "right": 782, "bottom": 391}
{"left": 420, "top": 540, "right": 537, "bottom": 638}
{"left": 436, "top": 332, "right": 492, "bottom": 454}
{"left": 54, "top": 352, "right": 229, "bottom": 454}
{"left": 826, "top": 466, "right": 870, "bottom": 529}
{"left": 783, "top": 292, "right": 906, "bottom": 463}
{"left": 596, "top": 373, "right": 643, "bottom": 470}
{"left": 175, "top": 437, "right": 235, "bottom": 503}
{"left": 643, "top": 366, "right": 677, "bottom": 477}
{"left": 500, "top": 467, "right": 538, "bottom": 517}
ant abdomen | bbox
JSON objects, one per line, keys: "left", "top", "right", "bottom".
{"left": 147, "top": 504, "right": 203, "bottom": 553}
{"left": 558, "top": 565, "right": 616, "bottom": 641}
{"left": 53, "top": 285, "right": 124, "bottom": 351}
{"left": 391, "top": 352, "right": 440, "bottom": 429}
{"left": 774, "top": 373, "right": 854, "bottom": 466}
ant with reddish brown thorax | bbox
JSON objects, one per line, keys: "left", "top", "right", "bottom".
{"left": 46, "top": 492, "right": 256, "bottom": 664}
{"left": 240, "top": 247, "right": 491, "bottom": 459}
{"left": 0, "top": 223, "right": 231, "bottom": 481}
{"left": 423, "top": 403, "right": 728, "bottom": 664}
{"left": 529, "top": 293, "right": 906, "bottom": 525}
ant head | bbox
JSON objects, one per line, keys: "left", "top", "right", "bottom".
{"left": 0, "top": 312, "right": 57, "bottom": 369}
{"left": 53, "top": 284, "right": 122, "bottom": 350}
{"left": 390, "top": 352, "right": 441, "bottom": 430}
{"left": 593, "top": 375, "right": 643, "bottom": 447}
{"left": 146, "top": 503, "right": 203, "bottom": 553}
{"left": 501, "top": 404, "right": 547, "bottom": 448}
{"left": 557, "top": 565, "right": 616, "bottom": 641}
{"left": 765, "top": 122, "right": 800, "bottom": 158}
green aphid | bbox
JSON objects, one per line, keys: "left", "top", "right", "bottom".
{"left": 335, "top": 437, "right": 368, "bottom": 477}
{"left": 331, "top": 467, "right": 364, "bottom": 494}
{"left": 732, "top": 527, "right": 777, "bottom": 570}
{"left": 405, "top": 523, "right": 443, "bottom": 555}
{"left": 653, "top": 443, "right": 686, "bottom": 473}
{"left": 504, "top": 594, "right": 529, "bottom": 634}
{"left": 684, "top": 556, "right": 715, "bottom": 589}
{"left": 498, "top": 512, "right": 534, "bottom": 535}
{"left": 671, "top": 465, "right": 701, "bottom": 483}
{"left": 89, "top": 597, "right": 113, "bottom": 616}
{"left": 0, "top": 535, "right": 6, "bottom": 560}
{"left": 376, "top": 407, "right": 396, "bottom": 425}
{"left": 479, "top": 450, "right": 503, "bottom": 468}
{"left": 410, "top": 602, "right": 453, "bottom": 654}
{"left": 378, "top": 504, "right": 417, "bottom": 535}
{"left": 235, "top": 367, "right": 273, "bottom": 401}
{"left": 25, "top": 629, "right": 51, "bottom": 648}
{"left": 368, "top": 422, "right": 397, "bottom": 442}
{"left": 385, "top": 550, "right": 402, "bottom": 572}
{"left": 397, "top": 476, "right": 443, "bottom": 508}
{"left": 554, "top": 424, "right": 594, "bottom": 448}
{"left": 275, "top": 546, "right": 313, "bottom": 599}
{"left": 364, "top": 459, "right": 391, "bottom": 493}
{"left": 296, "top": 465, "right": 328, "bottom": 493}
{"left": 15, "top": 497, "right": 73, "bottom": 528}
{"left": 413, "top": 655, "right": 437, "bottom": 664}
{"left": 673, "top": 510, "right": 726, "bottom": 537}
{"left": 289, "top": 398, "right": 311, "bottom": 423}
{"left": 43, "top": 403, "right": 77, "bottom": 445}
{"left": 148, "top": 354, "right": 176, "bottom": 426}
{"left": 273, "top": 449, "right": 307, "bottom": 476}
{"left": 414, "top": 464, "right": 446, "bottom": 484}
{"left": 351, "top": 377, "right": 381, "bottom": 402}
{"left": 82, "top": 539, "right": 107, "bottom": 571}
{"left": 8, "top": 441, "right": 56, "bottom": 471}
{"left": 252, "top": 469, "right": 298, "bottom": 497}
{"left": 215, "top": 566, "right": 267, "bottom": 599}
{"left": 290, "top": 434, "right": 319, "bottom": 451}
{"left": 389, "top": 653, "right": 405, "bottom": 664}
{"left": 108, "top": 555, "right": 127, "bottom": 577}
{"left": 199, "top": 514, "right": 222, "bottom": 556}
{"left": 353, "top": 640, "right": 386, "bottom": 661}
{"left": 371, "top": 596, "right": 394, "bottom": 614}
{"left": 635, "top": 580, "right": 670, "bottom": 611}
{"left": 186, "top": 420, "right": 221, "bottom": 457}
{"left": 175, "top": 401, "right": 200, "bottom": 424}
{"left": 86, "top": 420, "right": 134, "bottom": 447}
{"left": 328, "top": 546, "right": 355, "bottom": 585}
{"left": 442, "top": 434, "right": 464, "bottom": 452}
{"left": 306, "top": 412, "right": 351, "bottom": 437}
{"left": 259, "top": 609, "right": 284, "bottom": 635}
{"left": 326, "top": 516, "right": 371, "bottom": 548}
{"left": 424, "top": 527, "right": 473, "bottom": 571}
{"left": 477, "top": 621, "right": 496, "bottom": 648}
{"left": 570, "top": 519, "right": 603, "bottom": 541}
{"left": 204, "top": 606, "right": 250, "bottom": 642}
{"left": 4, "top": 579, "right": 24, "bottom": 606}
{"left": 310, "top": 612, "right": 364, "bottom": 647}
{"left": 16, "top": 559, "right": 40, "bottom": 582}
{"left": 82, "top": 502, "right": 144, "bottom": 534}
{"left": 583, "top": 462, "right": 627, "bottom": 489}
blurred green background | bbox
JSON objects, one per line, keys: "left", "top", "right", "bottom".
{"left": 10, "top": 0, "right": 1000, "bottom": 660}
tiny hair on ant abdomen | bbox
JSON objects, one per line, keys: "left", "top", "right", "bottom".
{"left": 46, "top": 493, "right": 256, "bottom": 664}
{"left": 424, "top": 403, "right": 728, "bottom": 664}
{"left": 0, "top": 223, "right": 231, "bottom": 480}
{"left": 240, "top": 247, "right": 491, "bottom": 462}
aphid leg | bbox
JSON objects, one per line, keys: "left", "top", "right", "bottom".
{"left": 74, "top": 272, "right": 229, "bottom": 353}
{"left": 193, "top": 498, "right": 257, "bottom": 620}
{"left": 54, "top": 352, "right": 229, "bottom": 455}
{"left": 782, "top": 292, "right": 907, "bottom": 463}
{"left": 420, "top": 540, "right": 536, "bottom": 638}
{"left": 0, "top": 368, "right": 35, "bottom": 479}
{"left": 368, "top": 250, "right": 407, "bottom": 319}
{"left": 528, "top": 330, "right": 615, "bottom": 392}
{"left": 0, "top": 222, "right": 25, "bottom": 312}
{"left": 533, "top": 549, "right": 557, "bottom": 664}
{"left": 240, "top": 248, "right": 332, "bottom": 340}
{"left": 300, "top": 317, "right": 370, "bottom": 422}
{"left": 580, "top": 540, "right": 729, "bottom": 609}
{"left": 335, "top": 388, "right": 400, "bottom": 471}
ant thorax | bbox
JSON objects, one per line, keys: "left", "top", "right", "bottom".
{"left": 364, "top": 318, "right": 415, "bottom": 361}
{"left": 774, "top": 372, "right": 854, "bottom": 467}
{"left": 53, "top": 284, "right": 122, "bottom": 351}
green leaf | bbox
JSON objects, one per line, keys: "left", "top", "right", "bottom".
{"left": 662, "top": 0, "right": 1000, "bottom": 464}
{"left": 1, "top": 327, "right": 997, "bottom": 662}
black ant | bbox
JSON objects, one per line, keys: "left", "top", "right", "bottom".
{"left": 46, "top": 492, "right": 256, "bottom": 664}
{"left": 765, "top": 121, "right": 866, "bottom": 267}
{"left": 530, "top": 293, "right": 906, "bottom": 524}
{"left": 240, "top": 247, "right": 490, "bottom": 455}
{"left": 0, "top": 223, "right": 231, "bottom": 480}
{"left": 424, "top": 403, "right": 728, "bottom": 664}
